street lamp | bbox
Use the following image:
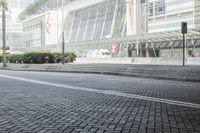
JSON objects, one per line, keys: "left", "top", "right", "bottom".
{"left": 61, "top": 0, "right": 65, "bottom": 64}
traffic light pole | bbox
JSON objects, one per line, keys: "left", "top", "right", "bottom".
{"left": 181, "top": 22, "right": 187, "bottom": 67}
{"left": 183, "top": 33, "right": 185, "bottom": 67}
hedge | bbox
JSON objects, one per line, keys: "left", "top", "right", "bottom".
{"left": 0, "top": 52, "right": 76, "bottom": 64}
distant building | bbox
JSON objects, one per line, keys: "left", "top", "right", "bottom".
{"left": 0, "top": 0, "right": 33, "bottom": 54}
{"left": 22, "top": 11, "right": 58, "bottom": 52}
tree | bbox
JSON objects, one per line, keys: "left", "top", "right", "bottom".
{"left": 0, "top": 0, "right": 7, "bottom": 67}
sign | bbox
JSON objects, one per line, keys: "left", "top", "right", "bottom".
{"left": 108, "top": 43, "right": 120, "bottom": 55}
{"left": 126, "top": 0, "right": 137, "bottom": 35}
{"left": 45, "top": 11, "right": 58, "bottom": 46}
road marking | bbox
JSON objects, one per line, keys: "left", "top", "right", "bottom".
{"left": 0, "top": 74, "right": 200, "bottom": 109}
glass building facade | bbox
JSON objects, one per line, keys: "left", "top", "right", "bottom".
{"left": 20, "top": 0, "right": 200, "bottom": 59}
{"left": 148, "top": 0, "right": 195, "bottom": 33}
{"left": 65, "top": 0, "right": 128, "bottom": 43}
{"left": 61, "top": 0, "right": 200, "bottom": 58}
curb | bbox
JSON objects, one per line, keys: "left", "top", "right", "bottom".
{"left": 0, "top": 63, "right": 200, "bottom": 82}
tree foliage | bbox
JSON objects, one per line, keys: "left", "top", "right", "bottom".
{"left": 0, "top": 0, "right": 8, "bottom": 9}
{"left": 18, "top": 0, "right": 72, "bottom": 21}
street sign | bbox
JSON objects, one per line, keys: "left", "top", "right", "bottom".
{"left": 181, "top": 22, "right": 187, "bottom": 34}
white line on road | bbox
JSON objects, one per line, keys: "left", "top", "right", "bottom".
{"left": 0, "top": 74, "right": 200, "bottom": 109}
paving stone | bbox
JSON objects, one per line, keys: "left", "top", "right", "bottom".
{"left": 0, "top": 70, "right": 200, "bottom": 133}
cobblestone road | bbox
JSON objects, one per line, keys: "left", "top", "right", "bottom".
{"left": 0, "top": 70, "right": 200, "bottom": 133}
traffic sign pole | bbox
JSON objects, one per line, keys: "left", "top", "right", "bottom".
{"left": 183, "top": 33, "right": 185, "bottom": 66}
{"left": 181, "top": 22, "right": 187, "bottom": 67}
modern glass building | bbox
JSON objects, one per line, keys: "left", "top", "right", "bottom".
{"left": 21, "top": 0, "right": 200, "bottom": 60}
{"left": 61, "top": 0, "right": 200, "bottom": 58}
{"left": 62, "top": 0, "right": 139, "bottom": 57}
{"left": 65, "top": 0, "right": 128, "bottom": 43}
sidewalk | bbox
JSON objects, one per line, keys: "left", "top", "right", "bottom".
{"left": 0, "top": 63, "right": 200, "bottom": 82}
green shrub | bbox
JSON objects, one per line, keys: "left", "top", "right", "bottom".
{"left": 52, "top": 52, "right": 76, "bottom": 63}
{"left": 52, "top": 52, "right": 62, "bottom": 63}
{"left": 64, "top": 52, "right": 77, "bottom": 63}
{"left": 7, "top": 54, "right": 24, "bottom": 63}
{"left": 6, "top": 52, "right": 76, "bottom": 64}
{"left": 22, "top": 52, "right": 54, "bottom": 64}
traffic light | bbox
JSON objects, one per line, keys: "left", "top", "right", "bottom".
{"left": 181, "top": 22, "right": 187, "bottom": 34}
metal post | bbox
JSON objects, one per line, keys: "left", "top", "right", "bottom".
{"left": 56, "top": 0, "right": 59, "bottom": 51}
{"left": 136, "top": 36, "right": 139, "bottom": 57}
{"left": 181, "top": 22, "right": 187, "bottom": 67}
{"left": 183, "top": 33, "right": 185, "bottom": 66}
{"left": 2, "top": 8, "right": 7, "bottom": 67}
{"left": 61, "top": 0, "right": 65, "bottom": 64}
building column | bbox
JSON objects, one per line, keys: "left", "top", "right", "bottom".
{"left": 145, "top": 0, "right": 148, "bottom": 35}
{"left": 75, "top": 9, "right": 83, "bottom": 42}
{"left": 151, "top": 42, "right": 157, "bottom": 57}
{"left": 136, "top": 36, "right": 139, "bottom": 57}
{"left": 169, "top": 41, "right": 174, "bottom": 57}
{"left": 146, "top": 42, "right": 149, "bottom": 57}
{"left": 100, "top": 3, "right": 108, "bottom": 39}
{"left": 91, "top": 7, "right": 99, "bottom": 40}
{"left": 83, "top": 6, "right": 91, "bottom": 41}
{"left": 110, "top": 0, "right": 119, "bottom": 37}
{"left": 67, "top": 13, "right": 75, "bottom": 42}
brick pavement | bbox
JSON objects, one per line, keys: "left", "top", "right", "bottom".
{"left": 64, "top": 78, "right": 200, "bottom": 104}
{"left": 2, "top": 70, "right": 200, "bottom": 105}
{"left": 0, "top": 74, "right": 200, "bottom": 133}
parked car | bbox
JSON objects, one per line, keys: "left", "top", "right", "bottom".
{"left": 87, "top": 49, "right": 111, "bottom": 58}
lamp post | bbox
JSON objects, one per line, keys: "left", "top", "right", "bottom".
{"left": 56, "top": 0, "right": 59, "bottom": 52}
{"left": 61, "top": 0, "right": 65, "bottom": 64}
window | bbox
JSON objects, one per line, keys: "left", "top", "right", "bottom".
{"left": 155, "top": 0, "right": 165, "bottom": 15}
{"left": 148, "top": 3, "right": 153, "bottom": 16}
